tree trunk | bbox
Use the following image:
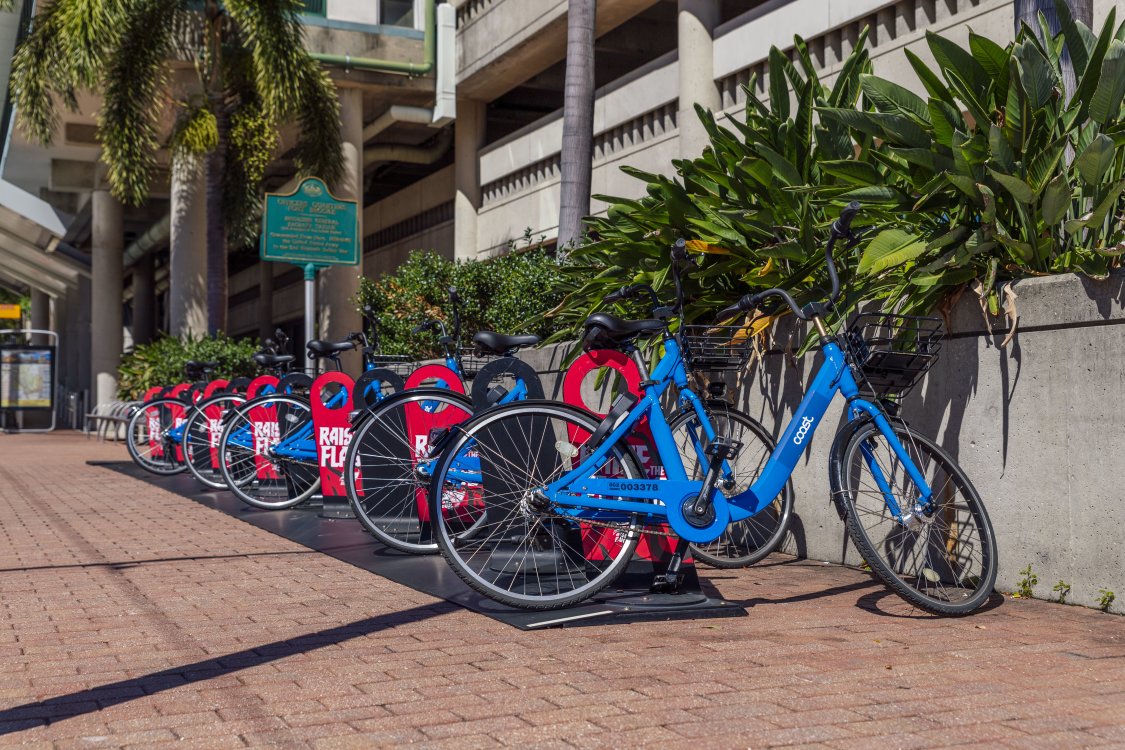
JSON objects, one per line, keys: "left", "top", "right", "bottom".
{"left": 557, "top": 0, "right": 596, "bottom": 252}
{"left": 205, "top": 100, "right": 229, "bottom": 334}
{"left": 1015, "top": 0, "right": 1093, "bottom": 96}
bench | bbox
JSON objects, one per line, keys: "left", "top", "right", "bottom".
{"left": 85, "top": 400, "right": 138, "bottom": 442}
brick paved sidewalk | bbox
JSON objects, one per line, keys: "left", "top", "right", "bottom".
{"left": 0, "top": 432, "right": 1123, "bottom": 749}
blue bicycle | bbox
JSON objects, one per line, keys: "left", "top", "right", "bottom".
{"left": 425, "top": 204, "right": 998, "bottom": 614}
{"left": 344, "top": 297, "right": 543, "bottom": 553}
{"left": 216, "top": 314, "right": 401, "bottom": 509}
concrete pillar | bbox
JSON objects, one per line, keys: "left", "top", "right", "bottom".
{"left": 678, "top": 0, "right": 721, "bottom": 159}
{"left": 169, "top": 158, "right": 208, "bottom": 338}
{"left": 75, "top": 275, "right": 91, "bottom": 399}
{"left": 319, "top": 86, "right": 364, "bottom": 372}
{"left": 454, "top": 98, "right": 486, "bottom": 260}
{"left": 258, "top": 260, "right": 275, "bottom": 343}
{"left": 91, "top": 190, "right": 123, "bottom": 407}
{"left": 132, "top": 253, "right": 156, "bottom": 345}
{"left": 29, "top": 288, "right": 49, "bottom": 344}
{"left": 49, "top": 294, "right": 66, "bottom": 387}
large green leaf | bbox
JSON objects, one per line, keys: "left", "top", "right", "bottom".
{"left": 987, "top": 168, "right": 1036, "bottom": 203}
{"left": 1076, "top": 133, "right": 1116, "bottom": 184}
{"left": 970, "top": 32, "right": 1011, "bottom": 100}
{"left": 819, "top": 159, "right": 883, "bottom": 186}
{"left": 1090, "top": 40, "right": 1125, "bottom": 124}
{"left": 927, "top": 31, "right": 991, "bottom": 103}
{"left": 905, "top": 49, "right": 956, "bottom": 107}
{"left": 860, "top": 74, "right": 929, "bottom": 122}
{"left": 1039, "top": 174, "right": 1073, "bottom": 226}
{"left": 768, "top": 47, "right": 792, "bottom": 121}
{"left": 857, "top": 229, "right": 927, "bottom": 275}
{"left": 1013, "top": 41, "right": 1057, "bottom": 111}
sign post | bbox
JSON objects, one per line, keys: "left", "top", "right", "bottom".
{"left": 261, "top": 177, "right": 360, "bottom": 369}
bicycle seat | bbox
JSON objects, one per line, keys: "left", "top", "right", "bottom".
{"left": 253, "top": 352, "right": 295, "bottom": 368}
{"left": 472, "top": 331, "right": 541, "bottom": 356}
{"left": 583, "top": 313, "right": 664, "bottom": 348}
{"left": 306, "top": 339, "right": 356, "bottom": 358}
{"left": 185, "top": 360, "right": 219, "bottom": 371}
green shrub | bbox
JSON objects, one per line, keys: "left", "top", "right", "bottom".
{"left": 821, "top": 3, "right": 1125, "bottom": 316}
{"left": 356, "top": 243, "right": 574, "bottom": 359}
{"left": 117, "top": 333, "right": 261, "bottom": 399}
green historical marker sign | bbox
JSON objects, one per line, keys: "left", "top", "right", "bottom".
{"left": 261, "top": 177, "right": 359, "bottom": 266}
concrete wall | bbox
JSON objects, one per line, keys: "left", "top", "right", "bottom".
{"left": 476, "top": 270, "right": 1125, "bottom": 612}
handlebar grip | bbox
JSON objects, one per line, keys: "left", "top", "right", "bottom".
{"left": 411, "top": 322, "right": 429, "bottom": 335}
{"left": 448, "top": 286, "right": 460, "bottom": 304}
{"left": 604, "top": 284, "right": 637, "bottom": 304}
{"left": 832, "top": 201, "right": 861, "bottom": 236}
{"left": 714, "top": 303, "right": 742, "bottom": 323}
{"left": 670, "top": 237, "right": 688, "bottom": 262}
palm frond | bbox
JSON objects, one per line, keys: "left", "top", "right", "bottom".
{"left": 99, "top": 0, "right": 180, "bottom": 205}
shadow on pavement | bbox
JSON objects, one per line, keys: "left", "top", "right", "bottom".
{"left": 0, "top": 601, "right": 455, "bottom": 735}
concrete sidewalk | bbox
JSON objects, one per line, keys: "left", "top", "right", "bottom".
{"left": 0, "top": 432, "right": 1122, "bottom": 749}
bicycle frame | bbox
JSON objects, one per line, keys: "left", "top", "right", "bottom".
{"left": 543, "top": 335, "right": 934, "bottom": 544}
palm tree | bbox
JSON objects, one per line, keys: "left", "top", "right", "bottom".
{"left": 9, "top": 0, "right": 343, "bottom": 334}
{"left": 556, "top": 0, "right": 596, "bottom": 252}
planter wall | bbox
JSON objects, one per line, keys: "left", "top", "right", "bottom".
{"left": 503, "top": 269, "right": 1125, "bottom": 611}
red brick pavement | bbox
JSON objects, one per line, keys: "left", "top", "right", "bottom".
{"left": 0, "top": 432, "right": 1122, "bottom": 749}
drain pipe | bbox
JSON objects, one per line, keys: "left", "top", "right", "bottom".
{"left": 311, "top": 0, "right": 435, "bottom": 77}
{"left": 311, "top": 2, "right": 455, "bottom": 124}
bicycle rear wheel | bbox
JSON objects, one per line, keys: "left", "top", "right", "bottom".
{"left": 427, "top": 401, "right": 646, "bottom": 610}
{"left": 125, "top": 398, "right": 187, "bottom": 475}
{"left": 345, "top": 389, "right": 473, "bottom": 554}
{"left": 670, "top": 402, "right": 793, "bottom": 568}
{"left": 183, "top": 394, "right": 244, "bottom": 489}
{"left": 218, "top": 395, "right": 321, "bottom": 509}
{"left": 829, "top": 418, "right": 998, "bottom": 615}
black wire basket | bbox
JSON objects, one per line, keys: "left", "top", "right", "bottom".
{"left": 678, "top": 324, "right": 754, "bottom": 373}
{"left": 368, "top": 354, "right": 416, "bottom": 378}
{"left": 845, "top": 313, "right": 944, "bottom": 395}
{"left": 458, "top": 346, "right": 500, "bottom": 380}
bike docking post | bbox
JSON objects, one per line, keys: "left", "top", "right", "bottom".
{"left": 560, "top": 349, "right": 716, "bottom": 611}
{"left": 309, "top": 371, "right": 358, "bottom": 519}
{"left": 198, "top": 379, "right": 229, "bottom": 473}
{"left": 401, "top": 364, "right": 467, "bottom": 525}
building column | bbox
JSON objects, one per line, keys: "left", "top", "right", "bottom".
{"left": 169, "top": 159, "right": 208, "bottom": 338}
{"left": 258, "top": 260, "right": 275, "bottom": 343}
{"left": 678, "top": 0, "right": 721, "bottom": 159}
{"left": 91, "top": 190, "right": 124, "bottom": 407}
{"left": 319, "top": 86, "right": 364, "bottom": 372}
{"left": 75, "top": 275, "right": 91, "bottom": 399}
{"left": 454, "top": 98, "right": 485, "bottom": 261}
{"left": 132, "top": 253, "right": 156, "bottom": 346}
{"left": 29, "top": 288, "right": 49, "bottom": 344}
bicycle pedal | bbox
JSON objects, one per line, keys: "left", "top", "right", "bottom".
{"left": 650, "top": 572, "right": 685, "bottom": 594}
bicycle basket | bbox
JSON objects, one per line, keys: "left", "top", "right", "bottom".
{"left": 368, "top": 354, "right": 415, "bottom": 377}
{"left": 845, "top": 313, "right": 943, "bottom": 395}
{"left": 678, "top": 324, "right": 754, "bottom": 373}
{"left": 458, "top": 346, "right": 500, "bottom": 380}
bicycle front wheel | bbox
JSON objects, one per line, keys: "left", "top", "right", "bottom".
{"left": 670, "top": 402, "right": 793, "bottom": 568}
{"left": 125, "top": 398, "right": 187, "bottom": 475}
{"left": 218, "top": 395, "right": 321, "bottom": 509}
{"left": 428, "top": 401, "right": 646, "bottom": 610}
{"left": 829, "top": 418, "right": 998, "bottom": 615}
{"left": 183, "top": 394, "right": 244, "bottom": 489}
{"left": 345, "top": 389, "right": 473, "bottom": 554}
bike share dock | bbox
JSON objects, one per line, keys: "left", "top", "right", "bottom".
{"left": 93, "top": 460, "right": 745, "bottom": 630}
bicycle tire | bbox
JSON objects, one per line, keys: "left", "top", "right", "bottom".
{"left": 217, "top": 394, "right": 321, "bottom": 509}
{"left": 669, "top": 402, "right": 794, "bottom": 568}
{"left": 427, "top": 400, "right": 646, "bottom": 610}
{"left": 183, "top": 394, "right": 245, "bottom": 489}
{"left": 828, "top": 417, "right": 998, "bottom": 616}
{"left": 125, "top": 398, "right": 188, "bottom": 475}
{"left": 345, "top": 389, "right": 474, "bottom": 554}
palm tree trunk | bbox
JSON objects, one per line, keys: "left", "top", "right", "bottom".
{"left": 205, "top": 98, "right": 229, "bottom": 334}
{"left": 1015, "top": 0, "right": 1093, "bottom": 95}
{"left": 557, "top": 0, "right": 596, "bottom": 252}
